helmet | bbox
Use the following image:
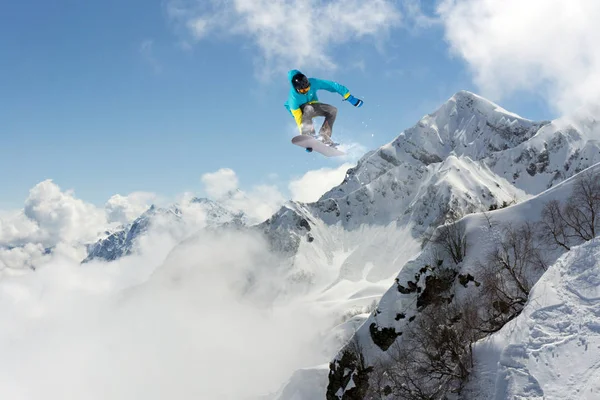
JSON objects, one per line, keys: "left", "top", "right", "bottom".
{"left": 292, "top": 73, "right": 310, "bottom": 93}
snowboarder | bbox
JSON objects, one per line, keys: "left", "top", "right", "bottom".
{"left": 284, "top": 69, "right": 363, "bottom": 145}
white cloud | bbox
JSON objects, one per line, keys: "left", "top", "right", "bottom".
{"left": 0, "top": 210, "right": 40, "bottom": 246}
{"left": 226, "top": 183, "right": 287, "bottom": 222}
{"left": 1, "top": 182, "right": 157, "bottom": 269}
{"left": 438, "top": 0, "right": 600, "bottom": 114}
{"left": 22, "top": 180, "right": 107, "bottom": 246}
{"left": 200, "top": 168, "right": 239, "bottom": 199}
{"left": 201, "top": 168, "right": 286, "bottom": 222}
{"left": 0, "top": 243, "right": 47, "bottom": 271}
{"left": 166, "top": 0, "right": 403, "bottom": 75}
{"left": 289, "top": 163, "right": 354, "bottom": 203}
{"left": 105, "top": 192, "right": 156, "bottom": 225}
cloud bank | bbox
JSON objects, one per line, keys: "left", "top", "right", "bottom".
{"left": 23, "top": 180, "right": 107, "bottom": 245}
{"left": 1, "top": 165, "right": 351, "bottom": 270}
{"left": 0, "top": 228, "right": 330, "bottom": 399}
{"left": 201, "top": 168, "right": 240, "bottom": 199}
{"left": 1, "top": 181, "right": 156, "bottom": 249}
{"left": 438, "top": 0, "right": 600, "bottom": 114}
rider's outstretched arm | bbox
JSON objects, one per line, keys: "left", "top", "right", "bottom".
{"left": 311, "top": 78, "right": 350, "bottom": 98}
{"left": 311, "top": 78, "right": 362, "bottom": 106}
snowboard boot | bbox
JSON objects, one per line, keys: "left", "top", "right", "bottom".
{"left": 319, "top": 122, "right": 338, "bottom": 147}
{"left": 320, "top": 135, "right": 339, "bottom": 148}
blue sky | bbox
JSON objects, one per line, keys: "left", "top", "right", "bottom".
{"left": 1, "top": 0, "right": 559, "bottom": 209}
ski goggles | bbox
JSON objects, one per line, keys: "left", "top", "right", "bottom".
{"left": 297, "top": 86, "right": 310, "bottom": 94}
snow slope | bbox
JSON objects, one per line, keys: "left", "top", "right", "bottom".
{"left": 481, "top": 237, "right": 600, "bottom": 400}
{"left": 327, "top": 163, "right": 600, "bottom": 399}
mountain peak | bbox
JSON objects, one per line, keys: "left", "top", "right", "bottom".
{"left": 439, "top": 90, "right": 528, "bottom": 121}
{"left": 450, "top": 89, "right": 484, "bottom": 103}
{"left": 450, "top": 89, "right": 488, "bottom": 101}
{"left": 320, "top": 91, "right": 549, "bottom": 205}
{"left": 391, "top": 90, "right": 546, "bottom": 162}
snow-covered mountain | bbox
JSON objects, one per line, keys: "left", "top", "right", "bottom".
{"left": 84, "top": 197, "right": 245, "bottom": 263}
{"left": 265, "top": 91, "right": 600, "bottom": 399}
{"left": 263, "top": 91, "right": 599, "bottom": 294}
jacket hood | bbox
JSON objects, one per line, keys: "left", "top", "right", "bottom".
{"left": 288, "top": 69, "right": 302, "bottom": 86}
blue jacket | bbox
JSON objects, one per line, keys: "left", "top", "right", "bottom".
{"left": 284, "top": 69, "right": 350, "bottom": 131}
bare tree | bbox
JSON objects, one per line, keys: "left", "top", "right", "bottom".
{"left": 479, "top": 222, "right": 546, "bottom": 332}
{"left": 539, "top": 199, "right": 572, "bottom": 251}
{"left": 539, "top": 170, "right": 600, "bottom": 250}
{"left": 366, "top": 298, "right": 482, "bottom": 399}
{"left": 481, "top": 209, "right": 498, "bottom": 229}
{"left": 432, "top": 220, "right": 468, "bottom": 265}
{"left": 565, "top": 170, "right": 600, "bottom": 240}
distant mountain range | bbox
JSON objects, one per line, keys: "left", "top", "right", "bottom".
{"left": 83, "top": 197, "right": 245, "bottom": 263}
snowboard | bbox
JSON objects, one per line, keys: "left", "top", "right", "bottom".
{"left": 291, "top": 135, "right": 345, "bottom": 157}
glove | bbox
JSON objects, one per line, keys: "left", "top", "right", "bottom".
{"left": 346, "top": 94, "right": 363, "bottom": 107}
